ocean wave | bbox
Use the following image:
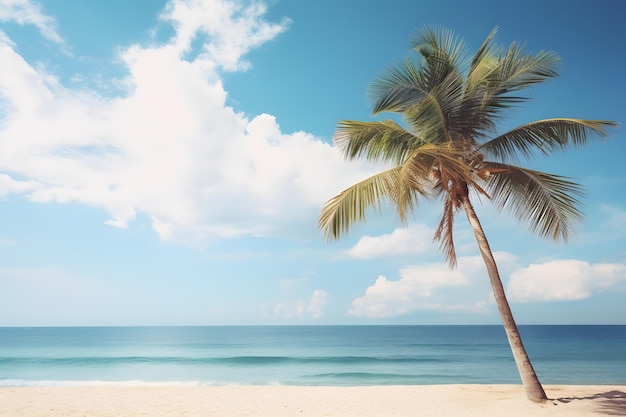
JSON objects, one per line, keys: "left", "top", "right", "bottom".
{"left": 0, "top": 355, "right": 455, "bottom": 367}
{"left": 300, "top": 372, "right": 461, "bottom": 383}
{"left": 0, "top": 379, "right": 210, "bottom": 387}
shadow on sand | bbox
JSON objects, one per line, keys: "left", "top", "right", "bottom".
{"left": 555, "top": 391, "right": 626, "bottom": 416}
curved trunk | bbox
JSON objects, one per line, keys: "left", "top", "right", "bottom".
{"left": 461, "top": 195, "right": 548, "bottom": 402}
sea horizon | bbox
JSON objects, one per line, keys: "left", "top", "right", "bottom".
{"left": 2, "top": 323, "right": 624, "bottom": 328}
{"left": 1, "top": 325, "right": 625, "bottom": 387}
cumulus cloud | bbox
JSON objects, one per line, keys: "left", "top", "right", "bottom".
{"left": 341, "top": 224, "right": 435, "bottom": 259}
{"left": 0, "top": 0, "right": 378, "bottom": 243}
{"left": 508, "top": 259, "right": 626, "bottom": 302}
{"left": 0, "top": 0, "right": 63, "bottom": 44}
{"left": 346, "top": 254, "right": 518, "bottom": 318}
{"left": 352, "top": 255, "right": 626, "bottom": 318}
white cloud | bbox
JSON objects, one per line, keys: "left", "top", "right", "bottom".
{"left": 341, "top": 224, "right": 435, "bottom": 259}
{"left": 350, "top": 255, "right": 626, "bottom": 318}
{"left": 271, "top": 289, "right": 329, "bottom": 320}
{"left": 0, "top": 0, "right": 378, "bottom": 243}
{"left": 0, "top": 0, "right": 63, "bottom": 44}
{"left": 508, "top": 259, "right": 626, "bottom": 302}
{"left": 347, "top": 254, "right": 517, "bottom": 318}
{"left": 0, "top": 173, "right": 38, "bottom": 195}
{"left": 307, "top": 289, "right": 328, "bottom": 318}
{"left": 162, "top": 0, "right": 290, "bottom": 71}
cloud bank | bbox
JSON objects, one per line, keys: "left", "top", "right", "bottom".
{"left": 349, "top": 253, "right": 626, "bottom": 318}
{"left": 0, "top": 0, "right": 377, "bottom": 243}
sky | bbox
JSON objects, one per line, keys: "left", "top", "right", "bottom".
{"left": 0, "top": 0, "right": 624, "bottom": 326}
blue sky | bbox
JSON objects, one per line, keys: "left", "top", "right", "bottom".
{"left": 0, "top": 0, "right": 624, "bottom": 326}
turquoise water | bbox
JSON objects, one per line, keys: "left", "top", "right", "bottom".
{"left": 0, "top": 326, "right": 624, "bottom": 386}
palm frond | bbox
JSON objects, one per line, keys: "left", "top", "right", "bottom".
{"left": 410, "top": 25, "right": 465, "bottom": 69}
{"left": 369, "top": 26, "right": 468, "bottom": 115}
{"left": 461, "top": 28, "right": 501, "bottom": 136}
{"left": 410, "top": 26, "right": 465, "bottom": 91}
{"left": 403, "top": 71, "right": 465, "bottom": 144}
{"left": 477, "top": 44, "right": 560, "bottom": 118}
{"left": 466, "top": 27, "right": 499, "bottom": 91}
{"left": 404, "top": 91, "right": 451, "bottom": 144}
{"left": 334, "top": 120, "right": 423, "bottom": 164}
{"left": 318, "top": 167, "right": 424, "bottom": 241}
{"left": 368, "top": 58, "right": 428, "bottom": 114}
{"left": 496, "top": 44, "right": 560, "bottom": 92}
{"left": 484, "top": 162, "right": 585, "bottom": 242}
{"left": 433, "top": 195, "right": 458, "bottom": 267}
{"left": 479, "top": 118, "right": 618, "bottom": 163}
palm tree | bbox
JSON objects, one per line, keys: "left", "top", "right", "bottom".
{"left": 318, "top": 26, "right": 617, "bottom": 402}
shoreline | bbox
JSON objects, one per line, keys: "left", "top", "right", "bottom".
{"left": 1, "top": 384, "right": 624, "bottom": 416}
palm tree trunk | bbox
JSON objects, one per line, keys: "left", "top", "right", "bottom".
{"left": 460, "top": 195, "right": 548, "bottom": 402}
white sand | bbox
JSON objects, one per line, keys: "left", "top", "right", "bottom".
{"left": 0, "top": 385, "right": 624, "bottom": 416}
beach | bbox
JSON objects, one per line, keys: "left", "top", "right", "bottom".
{"left": 1, "top": 385, "right": 624, "bottom": 417}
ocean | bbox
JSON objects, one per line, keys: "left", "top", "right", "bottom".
{"left": 1, "top": 325, "right": 624, "bottom": 387}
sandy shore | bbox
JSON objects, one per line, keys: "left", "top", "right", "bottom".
{"left": 0, "top": 384, "right": 624, "bottom": 416}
